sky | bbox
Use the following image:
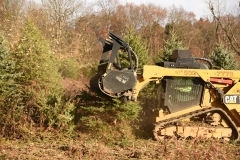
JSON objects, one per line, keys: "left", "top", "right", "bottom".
{"left": 121, "top": 0, "right": 239, "bottom": 19}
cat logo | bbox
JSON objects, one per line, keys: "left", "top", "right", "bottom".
{"left": 223, "top": 95, "right": 240, "bottom": 104}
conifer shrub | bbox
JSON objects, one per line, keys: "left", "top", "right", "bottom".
{"left": 209, "top": 43, "right": 239, "bottom": 70}
{"left": 59, "top": 57, "right": 80, "bottom": 80}
{"left": 73, "top": 89, "right": 142, "bottom": 144}
{"left": 0, "top": 20, "right": 76, "bottom": 138}
{"left": 80, "top": 64, "right": 98, "bottom": 79}
{"left": 0, "top": 31, "right": 21, "bottom": 136}
{"left": 124, "top": 27, "right": 149, "bottom": 68}
{"left": 154, "top": 29, "right": 186, "bottom": 62}
{"left": 0, "top": 32, "right": 18, "bottom": 105}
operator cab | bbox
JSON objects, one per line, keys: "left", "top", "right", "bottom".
{"left": 159, "top": 50, "right": 212, "bottom": 113}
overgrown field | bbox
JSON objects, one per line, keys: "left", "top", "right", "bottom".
{"left": 1, "top": 1, "right": 240, "bottom": 159}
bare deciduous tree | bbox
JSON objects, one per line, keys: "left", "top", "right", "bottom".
{"left": 41, "top": 0, "right": 83, "bottom": 40}
{"left": 95, "top": 0, "right": 119, "bottom": 35}
{"left": 208, "top": 0, "right": 240, "bottom": 55}
{"left": 0, "top": 0, "right": 25, "bottom": 41}
{"left": 167, "top": 5, "right": 196, "bottom": 24}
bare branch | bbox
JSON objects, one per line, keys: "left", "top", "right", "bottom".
{"left": 209, "top": 0, "right": 240, "bottom": 55}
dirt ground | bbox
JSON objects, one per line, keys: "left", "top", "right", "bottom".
{"left": 1, "top": 135, "right": 240, "bottom": 160}
{"left": 61, "top": 77, "right": 90, "bottom": 98}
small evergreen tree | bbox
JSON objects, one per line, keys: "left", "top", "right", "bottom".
{"left": 154, "top": 29, "right": 186, "bottom": 62}
{"left": 14, "top": 20, "right": 61, "bottom": 87}
{"left": 124, "top": 27, "right": 150, "bottom": 68}
{"left": 0, "top": 32, "right": 18, "bottom": 106}
{"left": 209, "top": 43, "right": 239, "bottom": 70}
{"left": 59, "top": 57, "right": 80, "bottom": 79}
{"left": 73, "top": 87, "right": 142, "bottom": 142}
{"left": 0, "top": 31, "right": 26, "bottom": 137}
{"left": 0, "top": 31, "right": 21, "bottom": 134}
{"left": 9, "top": 20, "right": 75, "bottom": 136}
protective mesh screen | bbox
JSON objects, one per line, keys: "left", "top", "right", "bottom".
{"left": 165, "top": 78, "right": 203, "bottom": 110}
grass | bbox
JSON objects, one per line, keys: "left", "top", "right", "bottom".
{"left": 1, "top": 131, "right": 240, "bottom": 160}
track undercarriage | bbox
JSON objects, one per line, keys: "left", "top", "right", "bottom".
{"left": 154, "top": 108, "right": 239, "bottom": 141}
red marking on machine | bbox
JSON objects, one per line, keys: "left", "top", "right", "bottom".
{"left": 210, "top": 78, "right": 232, "bottom": 85}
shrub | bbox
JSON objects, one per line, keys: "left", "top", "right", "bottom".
{"left": 0, "top": 31, "right": 22, "bottom": 136}
{"left": 0, "top": 20, "right": 76, "bottom": 138}
{"left": 79, "top": 63, "right": 98, "bottom": 80}
{"left": 74, "top": 89, "right": 142, "bottom": 143}
{"left": 155, "top": 29, "right": 186, "bottom": 62}
{"left": 124, "top": 27, "right": 149, "bottom": 68}
{"left": 0, "top": 31, "right": 19, "bottom": 106}
{"left": 209, "top": 43, "right": 239, "bottom": 70}
{"left": 59, "top": 57, "right": 80, "bottom": 79}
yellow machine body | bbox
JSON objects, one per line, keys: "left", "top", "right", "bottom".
{"left": 133, "top": 65, "right": 240, "bottom": 140}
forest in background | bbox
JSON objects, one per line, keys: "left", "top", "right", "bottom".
{"left": 1, "top": 0, "right": 240, "bottom": 159}
{"left": 1, "top": 0, "right": 240, "bottom": 62}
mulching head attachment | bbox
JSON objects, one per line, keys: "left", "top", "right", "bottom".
{"left": 90, "top": 32, "right": 138, "bottom": 99}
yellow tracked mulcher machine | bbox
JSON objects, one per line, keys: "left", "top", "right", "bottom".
{"left": 92, "top": 32, "right": 240, "bottom": 141}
